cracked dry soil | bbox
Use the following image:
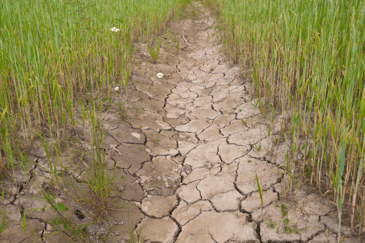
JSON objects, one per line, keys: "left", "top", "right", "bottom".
{"left": 1, "top": 2, "right": 361, "bottom": 243}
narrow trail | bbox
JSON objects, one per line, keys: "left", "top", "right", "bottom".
{"left": 3, "top": 2, "right": 357, "bottom": 243}
{"left": 93, "top": 2, "right": 353, "bottom": 242}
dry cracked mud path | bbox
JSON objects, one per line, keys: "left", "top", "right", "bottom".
{"left": 1, "top": 2, "right": 361, "bottom": 243}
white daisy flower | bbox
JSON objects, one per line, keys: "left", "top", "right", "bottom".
{"left": 111, "top": 27, "right": 120, "bottom": 32}
{"left": 115, "top": 86, "right": 119, "bottom": 91}
{"left": 157, "top": 72, "right": 163, "bottom": 78}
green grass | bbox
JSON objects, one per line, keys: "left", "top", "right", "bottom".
{"left": 205, "top": 0, "right": 365, "bottom": 236}
{"left": 0, "top": 0, "right": 191, "bottom": 241}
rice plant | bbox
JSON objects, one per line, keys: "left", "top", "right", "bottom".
{"left": 206, "top": 0, "right": 365, "bottom": 237}
{"left": 0, "top": 0, "right": 191, "bottom": 241}
{"left": 255, "top": 172, "right": 264, "bottom": 220}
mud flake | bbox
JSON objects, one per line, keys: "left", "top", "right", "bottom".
{"left": 177, "top": 90, "right": 198, "bottom": 100}
{"left": 236, "top": 156, "right": 280, "bottom": 195}
{"left": 176, "top": 181, "right": 201, "bottom": 203}
{"left": 213, "top": 97, "right": 245, "bottom": 114}
{"left": 264, "top": 140, "right": 295, "bottom": 167}
{"left": 129, "top": 111, "right": 171, "bottom": 130}
{"left": 321, "top": 215, "right": 354, "bottom": 238}
{"left": 110, "top": 168, "right": 137, "bottom": 187}
{"left": 176, "top": 211, "right": 257, "bottom": 243}
{"left": 194, "top": 68, "right": 208, "bottom": 78}
{"left": 190, "top": 109, "right": 220, "bottom": 120}
{"left": 228, "top": 124, "right": 268, "bottom": 145}
{"left": 210, "top": 85, "right": 233, "bottom": 102}
{"left": 257, "top": 200, "right": 325, "bottom": 242}
{"left": 214, "top": 114, "right": 236, "bottom": 128}
{"left": 134, "top": 98, "right": 165, "bottom": 113}
{"left": 136, "top": 217, "right": 178, "bottom": 243}
{"left": 166, "top": 107, "right": 185, "bottom": 119}
{"left": 105, "top": 123, "right": 145, "bottom": 144}
{"left": 178, "top": 141, "right": 198, "bottom": 156}
{"left": 172, "top": 200, "right": 213, "bottom": 226}
{"left": 136, "top": 156, "right": 181, "bottom": 180}
{"left": 143, "top": 177, "right": 180, "bottom": 197}
{"left": 166, "top": 93, "right": 187, "bottom": 107}
{"left": 192, "top": 73, "right": 223, "bottom": 88}
{"left": 141, "top": 195, "right": 178, "bottom": 218}
{"left": 193, "top": 96, "right": 212, "bottom": 109}
{"left": 211, "top": 190, "right": 242, "bottom": 211}
{"left": 175, "top": 119, "right": 211, "bottom": 133}
{"left": 197, "top": 173, "right": 235, "bottom": 200}
{"left": 183, "top": 167, "right": 220, "bottom": 184}
{"left": 201, "top": 60, "right": 219, "bottom": 73}
{"left": 148, "top": 84, "right": 172, "bottom": 102}
{"left": 211, "top": 63, "right": 231, "bottom": 74}
{"left": 218, "top": 142, "right": 248, "bottom": 164}
{"left": 188, "top": 49, "right": 205, "bottom": 59}
{"left": 145, "top": 130, "right": 178, "bottom": 156}
{"left": 241, "top": 188, "right": 277, "bottom": 212}
{"left": 160, "top": 130, "right": 178, "bottom": 139}
{"left": 205, "top": 46, "right": 221, "bottom": 55}
{"left": 188, "top": 84, "right": 205, "bottom": 92}
{"left": 235, "top": 98, "right": 267, "bottom": 118}
{"left": 174, "top": 132, "right": 198, "bottom": 143}
{"left": 152, "top": 63, "right": 178, "bottom": 76}
{"left": 113, "top": 144, "right": 150, "bottom": 174}
{"left": 0, "top": 219, "right": 44, "bottom": 243}
{"left": 110, "top": 199, "right": 145, "bottom": 241}
{"left": 221, "top": 162, "right": 239, "bottom": 174}
{"left": 308, "top": 231, "right": 337, "bottom": 243}
{"left": 120, "top": 182, "right": 145, "bottom": 201}
{"left": 299, "top": 193, "right": 336, "bottom": 216}
{"left": 198, "top": 124, "right": 221, "bottom": 142}
{"left": 195, "top": 87, "right": 212, "bottom": 97}
{"left": 184, "top": 138, "right": 225, "bottom": 169}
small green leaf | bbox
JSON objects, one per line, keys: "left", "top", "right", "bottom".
{"left": 285, "top": 226, "right": 292, "bottom": 233}
{"left": 48, "top": 194, "right": 55, "bottom": 202}
{"left": 281, "top": 204, "right": 287, "bottom": 212}
{"left": 56, "top": 202, "right": 68, "bottom": 212}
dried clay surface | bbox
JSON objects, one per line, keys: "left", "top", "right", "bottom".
{"left": 1, "top": 2, "right": 361, "bottom": 243}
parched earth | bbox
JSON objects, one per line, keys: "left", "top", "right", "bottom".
{"left": 1, "top": 2, "right": 361, "bottom": 243}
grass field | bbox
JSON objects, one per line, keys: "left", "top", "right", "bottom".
{"left": 205, "top": 0, "right": 365, "bottom": 236}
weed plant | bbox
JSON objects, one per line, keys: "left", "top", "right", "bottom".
{"left": 205, "top": 0, "right": 365, "bottom": 237}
